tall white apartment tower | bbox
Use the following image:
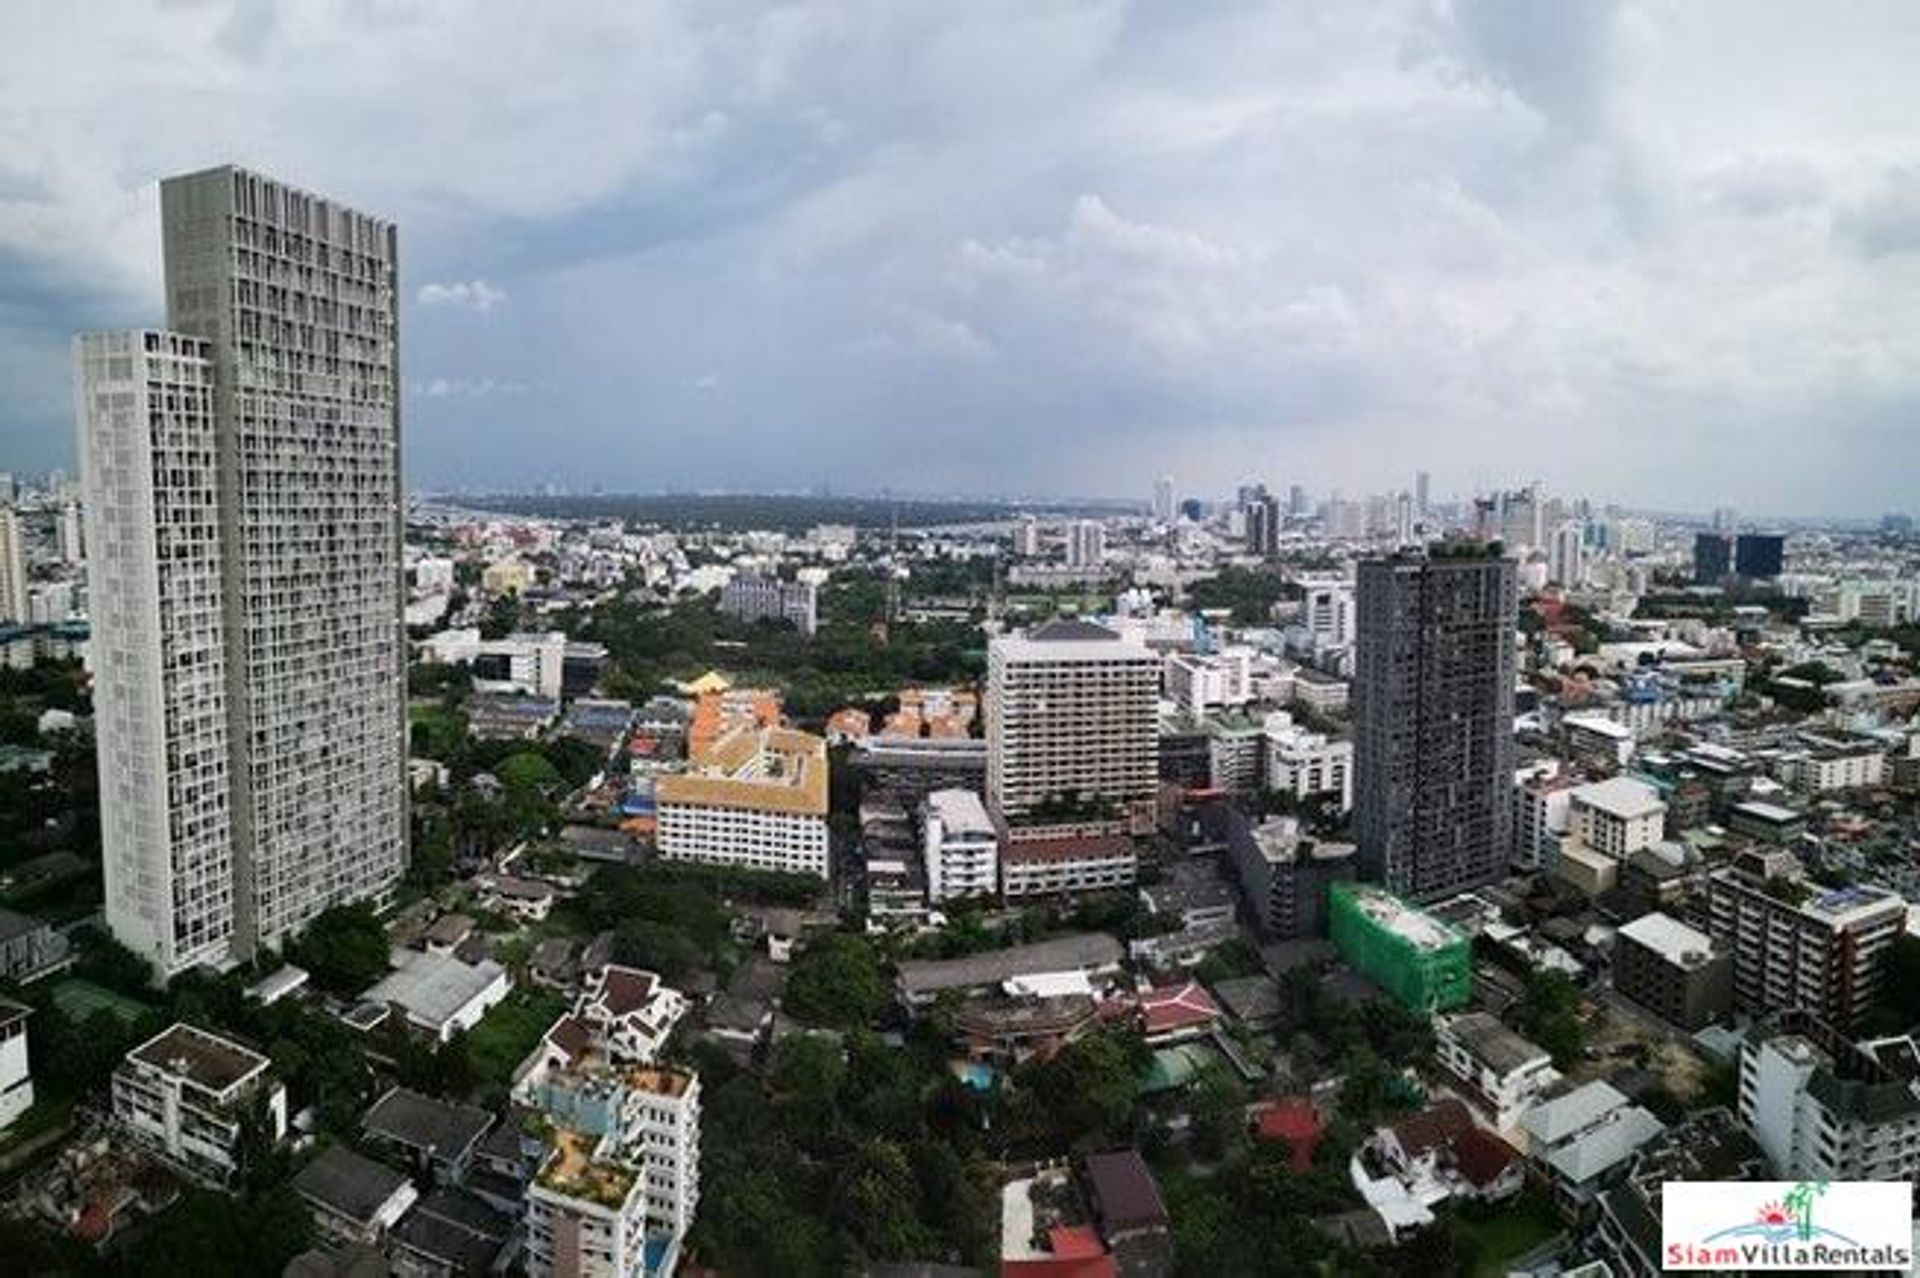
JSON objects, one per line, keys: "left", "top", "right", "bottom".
{"left": 78, "top": 166, "right": 406, "bottom": 978}
{"left": 1152, "top": 475, "right": 1175, "bottom": 524}
{"left": 57, "top": 502, "right": 83, "bottom": 566}
{"left": 1548, "top": 520, "right": 1585, "bottom": 587}
{"left": 0, "top": 505, "right": 26, "bottom": 623}
{"left": 77, "top": 333, "right": 238, "bottom": 972}
{"left": 1065, "top": 520, "right": 1106, "bottom": 569}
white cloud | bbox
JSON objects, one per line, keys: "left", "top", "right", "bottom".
{"left": 409, "top": 377, "right": 533, "bottom": 399}
{"left": 417, "top": 280, "right": 507, "bottom": 313}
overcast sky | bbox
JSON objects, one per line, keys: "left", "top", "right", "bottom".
{"left": 4, "top": 2, "right": 1919, "bottom": 514}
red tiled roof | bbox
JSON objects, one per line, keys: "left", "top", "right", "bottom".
{"left": 1252, "top": 1097, "right": 1321, "bottom": 1171}
{"left": 72, "top": 1199, "right": 113, "bottom": 1245}
{"left": 1389, "top": 1098, "right": 1473, "bottom": 1158}
{"left": 1137, "top": 981, "right": 1221, "bottom": 1036}
{"left": 1048, "top": 1225, "right": 1106, "bottom": 1258}
{"left": 1002, "top": 836, "right": 1135, "bottom": 865}
{"left": 1001, "top": 1258, "right": 1117, "bottom": 1278}
{"left": 596, "top": 966, "right": 659, "bottom": 1016}
{"left": 545, "top": 1014, "right": 590, "bottom": 1064}
{"left": 1452, "top": 1125, "right": 1521, "bottom": 1188}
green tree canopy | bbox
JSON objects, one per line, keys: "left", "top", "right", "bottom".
{"left": 289, "top": 903, "right": 391, "bottom": 994}
{"left": 783, "top": 933, "right": 890, "bottom": 1029}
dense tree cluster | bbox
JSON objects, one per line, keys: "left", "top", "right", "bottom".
{"left": 782, "top": 933, "right": 890, "bottom": 1029}
{"left": 582, "top": 588, "right": 982, "bottom": 720}
{"left": 692, "top": 1032, "right": 999, "bottom": 1276}
{"left": 1184, "top": 567, "right": 1297, "bottom": 625}
{"left": 286, "top": 903, "right": 391, "bottom": 994}
{"left": 1512, "top": 969, "right": 1586, "bottom": 1069}
{"left": 569, "top": 862, "right": 815, "bottom": 981}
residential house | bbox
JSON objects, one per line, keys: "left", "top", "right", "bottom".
{"left": 1519, "top": 1081, "right": 1666, "bottom": 1216}
{"left": 1433, "top": 1012, "right": 1561, "bottom": 1132}
{"left": 293, "top": 1145, "right": 420, "bottom": 1250}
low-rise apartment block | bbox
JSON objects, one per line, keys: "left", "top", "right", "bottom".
{"left": 522, "top": 1069, "right": 701, "bottom": 1278}
{"left": 1611, "top": 911, "right": 1730, "bottom": 1030}
{"left": 1567, "top": 777, "right": 1666, "bottom": 860}
{"left": 656, "top": 727, "right": 830, "bottom": 879}
{"left": 1163, "top": 649, "right": 1254, "bottom": 716}
{"left": 1434, "top": 1012, "right": 1560, "bottom": 1132}
{"left": 111, "top": 1022, "right": 286, "bottom": 1186}
{"left": 1000, "top": 835, "right": 1136, "bottom": 899}
{"left": 1264, "top": 712, "right": 1353, "bottom": 811}
{"left": 1224, "top": 808, "right": 1355, "bottom": 941}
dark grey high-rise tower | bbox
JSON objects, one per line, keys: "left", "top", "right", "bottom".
{"left": 1354, "top": 547, "right": 1517, "bottom": 901}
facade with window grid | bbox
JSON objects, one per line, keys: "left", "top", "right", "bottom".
{"left": 78, "top": 166, "right": 405, "bottom": 978}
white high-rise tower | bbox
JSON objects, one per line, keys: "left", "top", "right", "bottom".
{"left": 1152, "top": 475, "right": 1175, "bottom": 523}
{"left": 78, "top": 166, "right": 405, "bottom": 978}
{"left": 0, "top": 506, "right": 26, "bottom": 623}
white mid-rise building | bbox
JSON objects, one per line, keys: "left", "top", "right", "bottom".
{"left": 412, "top": 555, "right": 456, "bottom": 594}
{"left": 523, "top": 1068, "right": 702, "bottom": 1278}
{"left": 656, "top": 727, "right": 831, "bottom": 878}
{"left": 1263, "top": 711, "right": 1354, "bottom": 811}
{"left": 1163, "top": 648, "right": 1253, "bottom": 716}
{"left": 922, "top": 788, "right": 999, "bottom": 903}
{"left": 987, "top": 620, "right": 1158, "bottom": 838}
{"left": 1784, "top": 730, "right": 1887, "bottom": 793}
{"left": 111, "top": 1022, "right": 286, "bottom": 1186}
{"left": 417, "top": 628, "right": 594, "bottom": 700}
{"left": 1513, "top": 761, "right": 1573, "bottom": 871}
{"left": 1296, "top": 576, "right": 1355, "bottom": 649}
{"left": 0, "top": 1000, "right": 30, "bottom": 1131}
{"left": 718, "top": 574, "right": 819, "bottom": 636}
{"left": 1741, "top": 1015, "right": 1920, "bottom": 1183}
{"left": 1434, "top": 1011, "right": 1560, "bottom": 1132}
{"left": 80, "top": 166, "right": 406, "bottom": 977}
{"left": 1567, "top": 777, "right": 1666, "bottom": 860}
{"left": 1204, "top": 712, "right": 1267, "bottom": 795}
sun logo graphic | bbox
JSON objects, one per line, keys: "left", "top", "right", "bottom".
{"left": 1664, "top": 1179, "right": 1912, "bottom": 1270}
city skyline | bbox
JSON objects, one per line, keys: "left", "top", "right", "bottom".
{"left": 8, "top": 9, "right": 1920, "bottom": 1276}
{"left": 2, "top": 4, "right": 1919, "bottom": 514}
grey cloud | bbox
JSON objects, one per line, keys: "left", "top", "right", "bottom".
{"left": 1701, "top": 155, "right": 1827, "bottom": 217}
{"left": 1835, "top": 168, "right": 1920, "bottom": 257}
{"left": 2, "top": 2, "right": 1919, "bottom": 515}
